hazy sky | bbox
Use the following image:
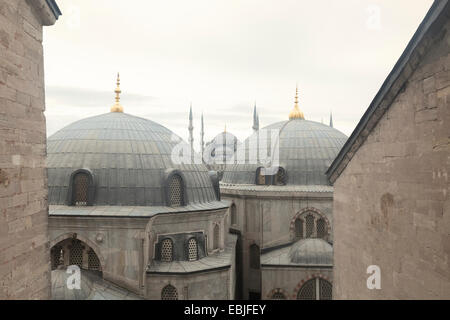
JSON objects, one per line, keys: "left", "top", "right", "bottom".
{"left": 43, "top": 0, "right": 434, "bottom": 150}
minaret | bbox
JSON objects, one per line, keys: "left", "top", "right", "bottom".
{"left": 111, "top": 73, "right": 124, "bottom": 113}
{"left": 288, "top": 84, "right": 305, "bottom": 120}
{"left": 252, "top": 102, "right": 259, "bottom": 132}
{"left": 329, "top": 111, "right": 333, "bottom": 128}
{"left": 200, "top": 113, "right": 204, "bottom": 158}
{"left": 188, "top": 104, "right": 194, "bottom": 151}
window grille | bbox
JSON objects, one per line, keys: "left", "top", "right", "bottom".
{"left": 169, "top": 175, "right": 183, "bottom": 207}
{"left": 51, "top": 245, "right": 63, "bottom": 270}
{"left": 295, "top": 219, "right": 303, "bottom": 239}
{"left": 213, "top": 224, "right": 220, "bottom": 250}
{"left": 160, "top": 238, "right": 173, "bottom": 262}
{"left": 305, "top": 214, "right": 315, "bottom": 238}
{"left": 74, "top": 173, "right": 88, "bottom": 206}
{"left": 161, "top": 285, "right": 178, "bottom": 300}
{"left": 316, "top": 218, "right": 326, "bottom": 239}
{"left": 88, "top": 248, "right": 101, "bottom": 271}
{"left": 230, "top": 204, "right": 237, "bottom": 225}
{"left": 272, "top": 291, "right": 286, "bottom": 300}
{"left": 188, "top": 238, "right": 198, "bottom": 261}
{"left": 69, "top": 240, "right": 83, "bottom": 268}
{"left": 297, "top": 279, "right": 316, "bottom": 300}
{"left": 319, "top": 279, "right": 332, "bottom": 300}
{"left": 249, "top": 244, "right": 260, "bottom": 269}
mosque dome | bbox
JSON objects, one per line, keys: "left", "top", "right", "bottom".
{"left": 288, "top": 239, "right": 333, "bottom": 265}
{"left": 222, "top": 88, "right": 347, "bottom": 186}
{"left": 47, "top": 75, "right": 218, "bottom": 207}
{"left": 205, "top": 130, "right": 240, "bottom": 162}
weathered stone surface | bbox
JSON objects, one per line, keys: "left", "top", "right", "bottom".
{"left": 333, "top": 19, "right": 450, "bottom": 299}
{"left": 0, "top": 0, "right": 57, "bottom": 300}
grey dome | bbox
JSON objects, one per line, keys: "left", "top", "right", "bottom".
{"left": 289, "top": 239, "right": 333, "bottom": 265}
{"left": 222, "top": 119, "right": 347, "bottom": 185}
{"left": 47, "top": 112, "right": 217, "bottom": 206}
{"left": 204, "top": 131, "right": 240, "bottom": 164}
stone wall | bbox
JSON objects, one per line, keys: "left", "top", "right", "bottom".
{"left": 0, "top": 0, "right": 58, "bottom": 299}
{"left": 333, "top": 18, "right": 450, "bottom": 299}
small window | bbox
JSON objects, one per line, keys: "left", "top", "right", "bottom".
{"left": 297, "top": 279, "right": 316, "bottom": 300}
{"left": 256, "top": 167, "right": 265, "bottom": 185}
{"left": 169, "top": 174, "right": 183, "bottom": 207}
{"left": 275, "top": 167, "right": 286, "bottom": 185}
{"left": 88, "top": 248, "right": 101, "bottom": 271}
{"left": 160, "top": 238, "right": 173, "bottom": 262}
{"left": 188, "top": 238, "right": 198, "bottom": 261}
{"left": 69, "top": 239, "right": 84, "bottom": 268}
{"left": 230, "top": 204, "right": 237, "bottom": 225}
{"left": 73, "top": 173, "right": 89, "bottom": 206}
{"left": 305, "top": 214, "right": 315, "bottom": 238}
{"left": 249, "top": 244, "right": 260, "bottom": 269}
{"left": 295, "top": 218, "right": 303, "bottom": 240}
{"left": 316, "top": 218, "right": 327, "bottom": 239}
{"left": 213, "top": 224, "right": 220, "bottom": 250}
{"left": 319, "top": 279, "right": 332, "bottom": 300}
{"left": 51, "top": 246, "right": 63, "bottom": 270}
{"left": 272, "top": 291, "right": 286, "bottom": 300}
{"left": 161, "top": 284, "right": 178, "bottom": 300}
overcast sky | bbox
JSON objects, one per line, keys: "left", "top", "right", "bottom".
{"left": 43, "top": 0, "right": 434, "bottom": 150}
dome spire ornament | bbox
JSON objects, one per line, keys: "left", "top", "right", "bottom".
{"left": 288, "top": 84, "right": 305, "bottom": 120}
{"left": 111, "top": 73, "right": 124, "bottom": 113}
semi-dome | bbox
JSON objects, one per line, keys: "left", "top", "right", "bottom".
{"left": 222, "top": 119, "right": 347, "bottom": 186}
{"left": 47, "top": 112, "right": 218, "bottom": 206}
{"left": 289, "top": 238, "right": 333, "bottom": 265}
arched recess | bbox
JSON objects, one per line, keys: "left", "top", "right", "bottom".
{"left": 289, "top": 207, "right": 331, "bottom": 241}
{"left": 49, "top": 232, "right": 106, "bottom": 271}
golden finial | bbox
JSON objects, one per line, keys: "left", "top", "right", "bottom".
{"left": 224, "top": 124, "right": 227, "bottom": 133}
{"left": 111, "top": 72, "right": 124, "bottom": 113}
{"left": 288, "top": 84, "right": 305, "bottom": 120}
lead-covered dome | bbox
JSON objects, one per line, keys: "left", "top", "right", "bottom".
{"left": 289, "top": 239, "right": 333, "bottom": 265}
{"left": 47, "top": 112, "right": 217, "bottom": 206}
{"left": 222, "top": 119, "right": 347, "bottom": 185}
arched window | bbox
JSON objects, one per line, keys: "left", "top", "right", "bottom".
{"left": 319, "top": 279, "right": 332, "bottom": 300}
{"left": 294, "top": 218, "right": 303, "bottom": 240}
{"left": 230, "top": 204, "right": 237, "bottom": 225}
{"left": 256, "top": 167, "right": 265, "bottom": 185}
{"left": 187, "top": 238, "right": 198, "bottom": 261}
{"left": 297, "top": 278, "right": 316, "bottom": 300}
{"left": 271, "top": 290, "right": 286, "bottom": 300}
{"left": 213, "top": 224, "right": 220, "bottom": 250}
{"left": 160, "top": 238, "right": 173, "bottom": 262}
{"left": 297, "top": 278, "right": 332, "bottom": 300}
{"left": 316, "top": 218, "right": 326, "bottom": 239}
{"left": 305, "top": 214, "right": 315, "bottom": 238}
{"left": 169, "top": 174, "right": 183, "bottom": 207}
{"left": 249, "top": 244, "right": 260, "bottom": 269}
{"left": 69, "top": 239, "right": 84, "bottom": 268}
{"left": 161, "top": 284, "right": 178, "bottom": 300}
{"left": 275, "top": 167, "right": 286, "bottom": 185}
{"left": 73, "top": 172, "right": 89, "bottom": 206}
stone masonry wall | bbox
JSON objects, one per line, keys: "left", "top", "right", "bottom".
{"left": 333, "top": 19, "right": 450, "bottom": 299}
{"left": 0, "top": 0, "right": 50, "bottom": 299}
